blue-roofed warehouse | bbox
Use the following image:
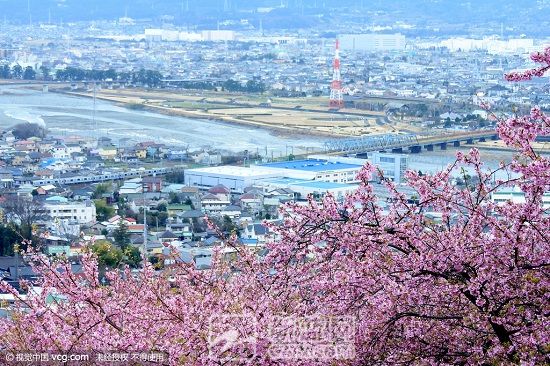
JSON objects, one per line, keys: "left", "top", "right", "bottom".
{"left": 259, "top": 158, "right": 364, "bottom": 184}
{"left": 261, "top": 159, "right": 363, "bottom": 172}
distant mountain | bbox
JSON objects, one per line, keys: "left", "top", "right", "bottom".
{"left": 0, "top": 0, "right": 546, "bottom": 34}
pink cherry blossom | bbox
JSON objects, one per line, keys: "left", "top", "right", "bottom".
{"left": 1, "top": 48, "right": 549, "bottom": 366}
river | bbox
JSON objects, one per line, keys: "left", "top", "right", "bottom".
{"left": 0, "top": 85, "right": 532, "bottom": 177}
{"left": 0, "top": 86, "right": 324, "bottom": 156}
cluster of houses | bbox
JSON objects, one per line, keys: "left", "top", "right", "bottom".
{"left": 0, "top": 127, "right": 287, "bottom": 272}
{"left": 0, "top": 123, "right": 408, "bottom": 276}
{"left": 0, "top": 122, "right": 407, "bottom": 294}
{"left": 2, "top": 125, "right": 548, "bottom": 297}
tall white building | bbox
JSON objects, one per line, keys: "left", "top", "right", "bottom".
{"left": 340, "top": 34, "right": 406, "bottom": 51}
{"left": 369, "top": 152, "right": 408, "bottom": 184}
{"left": 144, "top": 29, "right": 235, "bottom": 42}
{"left": 201, "top": 30, "right": 235, "bottom": 42}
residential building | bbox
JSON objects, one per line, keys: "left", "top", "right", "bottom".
{"left": 42, "top": 200, "right": 96, "bottom": 224}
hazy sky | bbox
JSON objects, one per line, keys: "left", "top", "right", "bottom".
{"left": 0, "top": 0, "right": 546, "bottom": 36}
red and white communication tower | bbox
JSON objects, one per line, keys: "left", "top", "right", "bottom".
{"left": 329, "top": 39, "right": 344, "bottom": 109}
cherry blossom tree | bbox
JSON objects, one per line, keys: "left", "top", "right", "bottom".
{"left": 1, "top": 48, "right": 549, "bottom": 365}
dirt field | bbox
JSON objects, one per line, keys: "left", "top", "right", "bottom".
{"left": 47, "top": 86, "right": 414, "bottom": 137}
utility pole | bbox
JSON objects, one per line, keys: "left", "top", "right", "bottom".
{"left": 142, "top": 177, "right": 147, "bottom": 261}
{"left": 14, "top": 243, "right": 19, "bottom": 282}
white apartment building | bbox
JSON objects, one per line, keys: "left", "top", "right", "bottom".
{"left": 43, "top": 201, "right": 96, "bottom": 224}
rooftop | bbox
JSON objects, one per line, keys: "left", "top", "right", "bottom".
{"left": 290, "top": 181, "right": 356, "bottom": 189}
{"left": 261, "top": 177, "right": 356, "bottom": 190}
{"left": 208, "top": 184, "right": 230, "bottom": 194}
{"left": 185, "top": 165, "right": 281, "bottom": 177}
{"left": 260, "top": 159, "right": 362, "bottom": 172}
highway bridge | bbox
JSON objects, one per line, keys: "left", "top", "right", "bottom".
{"left": 324, "top": 130, "right": 500, "bottom": 155}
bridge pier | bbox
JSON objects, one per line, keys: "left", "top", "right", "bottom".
{"left": 479, "top": 137, "right": 486, "bottom": 142}
{"left": 491, "top": 135, "right": 499, "bottom": 140}
{"left": 424, "top": 144, "right": 434, "bottom": 151}
{"left": 409, "top": 145, "right": 422, "bottom": 154}
{"left": 453, "top": 141, "right": 460, "bottom": 147}
{"left": 439, "top": 143, "right": 447, "bottom": 150}
{"left": 391, "top": 148, "right": 404, "bottom": 153}
{"left": 466, "top": 138, "right": 473, "bottom": 144}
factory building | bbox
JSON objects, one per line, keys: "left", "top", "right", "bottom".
{"left": 184, "top": 155, "right": 408, "bottom": 194}
{"left": 184, "top": 166, "right": 282, "bottom": 193}
{"left": 339, "top": 33, "right": 406, "bottom": 51}
{"left": 259, "top": 159, "right": 364, "bottom": 184}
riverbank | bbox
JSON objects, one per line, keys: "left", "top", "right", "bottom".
{"left": 49, "top": 88, "right": 348, "bottom": 139}
{"left": 13, "top": 84, "right": 548, "bottom": 155}
{"left": 44, "top": 85, "right": 404, "bottom": 139}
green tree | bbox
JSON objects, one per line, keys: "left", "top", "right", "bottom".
{"left": 12, "top": 123, "right": 47, "bottom": 139}
{"left": 221, "top": 215, "right": 238, "bottom": 234}
{"left": 164, "top": 172, "right": 185, "bottom": 184}
{"left": 94, "top": 199, "right": 115, "bottom": 222}
{"left": 145, "top": 70, "right": 162, "bottom": 87}
{"left": 113, "top": 219, "right": 131, "bottom": 250}
{"left": 223, "top": 79, "right": 242, "bottom": 92}
{"left": 183, "top": 198, "right": 195, "bottom": 209}
{"left": 23, "top": 66, "right": 36, "bottom": 80}
{"left": 39, "top": 65, "right": 50, "bottom": 80}
{"left": 104, "top": 68, "right": 117, "bottom": 80}
{"left": 90, "top": 240, "right": 123, "bottom": 269}
{"left": 148, "top": 255, "right": 164, "bottom": 269}
{"left": 2, "top": 195, "right": 43, "bottom": 248}
{"left": 11, "top": 64, "right": 23, "bottom": 79}
{"left": 245, "top": 80, "right": 266, "bottom": 93}
{"left": 55, "top": 69, "right": 66, "bottom": 81}
{"left": 0, "top": 224, "right": 20, "bottom": 256}
{"left": 123, "top": 246, "right": 142, "bottom": 268}
{"left": 168, "top": 192, "right": 181, "bottom": 204}
{"left": 0, "top": 64, "right": 11, "bottom": 79}
{"left": 157, "top": 212, "right": 169, "bottom": 227}
{"left": 92, "top": 183, "right": 112, "bottom": 199}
